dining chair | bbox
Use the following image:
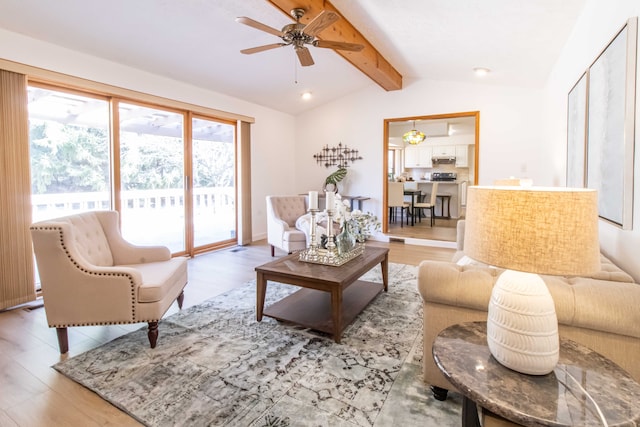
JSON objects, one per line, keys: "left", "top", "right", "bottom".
{"left": 403, "top": 181, "right": 421, "bottom": 203}
{"left": 413, "top": 182, "right": 439, "bottom": 227}
{"left": 403, "top": 181, "right": 418, "bottom": 190}
{"left": 388, "top": 181, "right": 410, "bottom": 227}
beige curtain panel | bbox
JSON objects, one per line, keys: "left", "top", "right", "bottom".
{"left": 0, "top": 69, "right": 35, "bottom": 309}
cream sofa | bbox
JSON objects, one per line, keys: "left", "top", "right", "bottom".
{"left": 418, "top": 220, "right": 640, "bottom": 402}
{"left": 30, "top": 210, "right": 188, "bottom": 353}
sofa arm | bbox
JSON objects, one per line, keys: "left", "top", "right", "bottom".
{"left": 42, "top": 265, "right": 143, "bottom": 327}
{"left": 417, "top": 260, "right": 499, "bottom": 311}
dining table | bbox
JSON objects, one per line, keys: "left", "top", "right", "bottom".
{"left": 403, "top": 189, "right": 422, "bottom": 226}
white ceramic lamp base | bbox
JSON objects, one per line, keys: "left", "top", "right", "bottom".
{"left": 487, "top": 269, "right": 559, "bottom": 375}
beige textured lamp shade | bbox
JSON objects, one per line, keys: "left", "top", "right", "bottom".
{"left": 464, "top": 186, "right": 600, "bottom": 276}
{"left": 464, "top": 186, "right": 600, "bottom": 375}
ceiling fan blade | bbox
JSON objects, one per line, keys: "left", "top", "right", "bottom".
{"left": 240, "top": 43, "right": 286, "bottom": 55}
{"left": 236, "top": 16, "right": 283, "bottom": 37}
{"left": 314, "top": 40, "right": 364, "bottom": 52}
{"left": 303, "top": 10, "right": 339, "bottom": 37}
{"left": 296, "top": 47, "right": 315, "bottom": 66}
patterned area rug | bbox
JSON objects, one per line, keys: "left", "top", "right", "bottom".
{"left": 54, "top": 263, "right": 462, "bottom": 426}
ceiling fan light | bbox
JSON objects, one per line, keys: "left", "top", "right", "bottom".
{"left": 403, "top": 129, "right": 426, "bottom": 145}
{"left": 473, "top": 67, "right": 491, "bottom": 76}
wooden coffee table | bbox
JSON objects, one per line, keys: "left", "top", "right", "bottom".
{"left": 255, "top": 246, "right": 389, "bottom": 343}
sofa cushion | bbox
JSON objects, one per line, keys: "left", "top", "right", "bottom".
{"left": 283, "top": 229, "right": 306, "bottom": 243}
{"left": 129, "top": 258, "right": 188, "bottom": 303}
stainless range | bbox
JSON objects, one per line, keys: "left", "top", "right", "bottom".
{"left": 431, "top": 172, "right": 457, "bottom": 182}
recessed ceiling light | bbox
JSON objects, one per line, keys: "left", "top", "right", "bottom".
{"left": 301, "top": 91, "right": 312, "bottom": 100}
{"left": 473, "top": 67, "right": 491, "bottom": 77}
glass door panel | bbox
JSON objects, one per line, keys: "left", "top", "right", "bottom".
{"left": 28, "top": 86, "right": 111, "bottom": 222}
{"left": 192, "top": 117, "right": 236, "bottom": 248}
{"left": 119, "top": 102, "right": 186, "bottom": 253}
{"left": 28, "top": 86, "right": 111, "bottom": 287}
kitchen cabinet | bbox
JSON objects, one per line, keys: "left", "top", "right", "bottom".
{"left": 404, "top": 146, "right": 432, "bottom": 168}
{"left": 405, "top": 144, "right": 472, "bottom": 168}
{"left": 455, "top": 145, "right": 469, "bottom": 167}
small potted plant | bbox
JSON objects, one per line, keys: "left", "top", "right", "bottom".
{"left": 324, "top": 167, "right": 347, "bottom": 193}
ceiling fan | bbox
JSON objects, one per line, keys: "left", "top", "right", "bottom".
{"left": 236, "top": 8, "right": 364, "bottom": 67}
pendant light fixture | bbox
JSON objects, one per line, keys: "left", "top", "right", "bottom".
{"left": 403, "top": 120, "right": 426, "bottom": 145}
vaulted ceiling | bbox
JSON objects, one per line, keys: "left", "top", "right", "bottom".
{"left": 0, "top": 0, "right": 586, "bottom": 115}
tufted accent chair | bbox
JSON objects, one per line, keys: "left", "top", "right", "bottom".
{"left": 266, "top": 195, "right": 308, "bottom": 256}
{"left": 30, "top": 210, "right": 188, "bottom": 353}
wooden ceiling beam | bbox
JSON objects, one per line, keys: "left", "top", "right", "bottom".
{"left": 265, "top": 0, "right": 403, "bottom": 91}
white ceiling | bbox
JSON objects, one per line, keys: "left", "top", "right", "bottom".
{"left": 0, "top": 0, "right": 586, "bottom": 115}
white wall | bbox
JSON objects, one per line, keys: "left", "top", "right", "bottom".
{"left": 0, "top": 28, "right": 296, "bottom": 242}
{"left": 9, "top": 2, "right": 640, "bottom": 277}
{"left": 545, "top": 0, "right": 640, "bottom": 281}
{"left": 294, "top": 78, "right": 547, "bottom": 226}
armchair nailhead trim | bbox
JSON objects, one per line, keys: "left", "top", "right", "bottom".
{"left": 50, "top": 319, "right": 161, "bottom": 328}
{"left": 30, "top": 225, "right": 137, "bottom": 319}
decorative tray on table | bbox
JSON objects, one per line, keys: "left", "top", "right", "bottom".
{"left": 298, "top": 244, "right": 364, "bottom": 267}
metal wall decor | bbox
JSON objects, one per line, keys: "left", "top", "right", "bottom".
{"left": 313, "top": 142, "right": 362, "bottom": 168}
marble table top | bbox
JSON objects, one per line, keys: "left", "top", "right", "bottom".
{"left": 433, "top": 322, "right": 640, "bottom": 427}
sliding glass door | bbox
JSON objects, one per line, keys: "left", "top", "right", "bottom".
{"left": 28, "top": 84, "right": 238, "bottom": 256}
{"left": 119, "top": 102, "right": 186, "bottom": 253}
{"left": 192, "top": 117, "right": 236, "bottom": 250}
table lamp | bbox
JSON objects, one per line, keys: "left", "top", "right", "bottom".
{"left": 464, "top": 186, "right": 600, "bottom": 375}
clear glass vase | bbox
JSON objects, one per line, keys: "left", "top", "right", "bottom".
{"left": 336, "top": 221, "right": 356, "bottom": 255}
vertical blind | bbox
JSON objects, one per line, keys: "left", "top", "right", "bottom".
{"left": 0, "top": 69, "right": 36, "bottom": 309}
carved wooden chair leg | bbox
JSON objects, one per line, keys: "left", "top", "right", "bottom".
{"left": 148, "top": 321, "right": 159, "bottom": 348}
{"left": 177, "top": 290, "right": 185, "bottom": 309}
{"left": 56, "top": 327, "right": 69, "bottom": 354}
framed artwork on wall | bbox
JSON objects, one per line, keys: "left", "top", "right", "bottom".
{"left": 567, "top": 73, "right": 587, "bottom": 188}
{"left": 586, "top": 17, "right": 637, "bottom": 230}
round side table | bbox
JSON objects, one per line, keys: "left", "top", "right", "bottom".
{"left": 433, "top": 322, "right": 640, "bottom": 427}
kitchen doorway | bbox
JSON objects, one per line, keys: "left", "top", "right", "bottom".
{"left": 382, "top": 111, "right": 479, "bottom": 243}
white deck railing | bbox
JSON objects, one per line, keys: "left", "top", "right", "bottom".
{"left": 31, "top": 187, "right": 236, "bottom": 251}
{"left": 32, "top": 187, "right": 235, "bottom": 219}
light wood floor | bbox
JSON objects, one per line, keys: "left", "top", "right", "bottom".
{"left": 0, "top": 239, "right": 454, "bottom": 426}
{"left": 387, "top": 213, "right": 459, "bottom": 242}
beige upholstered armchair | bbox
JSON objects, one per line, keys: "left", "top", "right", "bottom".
{"left": 30, "top": 210, "right": 188, "bottom": 353}
{"left": 266, "top": 195, "right": 308, "bottom": 256}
